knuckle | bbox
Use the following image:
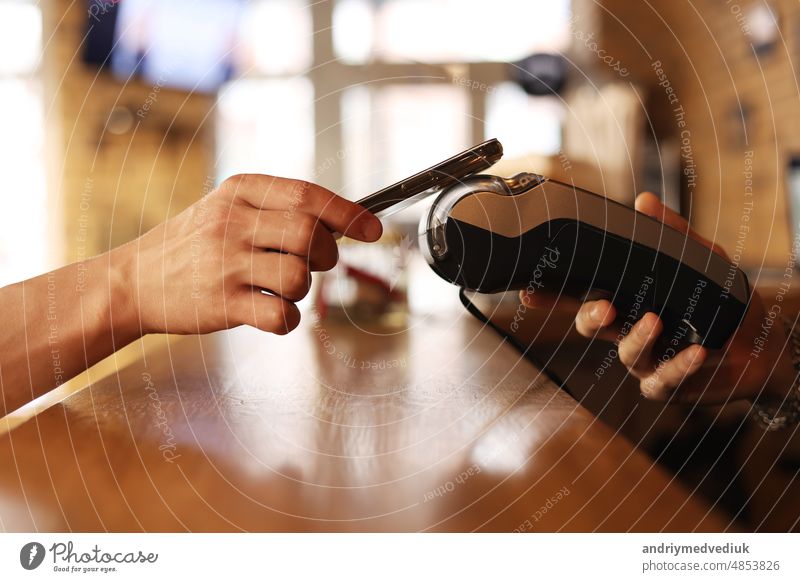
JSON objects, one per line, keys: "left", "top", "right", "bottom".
{"left": 297, "top": 214, "right": 318, "bottom": 246}
{"left": 204, "top": 203, "right": 232, "bottom": 237}
{"left": 285, "top": 258, "right": 311, "bottom": 299}
{"left": 289, "top": 179, "right": 313, "bottom": 209}
{"left": 222, "top": 173, "right": 251, "bottom": 192}
{"left": 231, "top": 250, "right": 254, "bottom": 283}
{"left": 618, "top": 343, "right": 638, "bottom": 368}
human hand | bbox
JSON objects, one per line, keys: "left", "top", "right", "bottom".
{"left": 520, "top": 192, "right": 795, "bottom": 404}
{"left": 113, "top": 174, "right": 382, "bottom": 336}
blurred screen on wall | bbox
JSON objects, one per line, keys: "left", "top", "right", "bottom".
{"left": 85, "top": 0, "right": 245, "bottom": 93}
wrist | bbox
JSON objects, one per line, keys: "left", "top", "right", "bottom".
{"left": 751, "top": 316, "right": 800, "bottom": 430}
{"left": 759, "top": 347, "right": 797, "bottom": 404}
{"left": 106, "top": 244, "right": 144, "bottom": 338}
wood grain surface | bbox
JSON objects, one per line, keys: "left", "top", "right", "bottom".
{"left": 0, "top": 313, "right": 731, "bottom": 532}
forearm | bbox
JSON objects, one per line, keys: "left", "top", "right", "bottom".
{"left": 0, "top": 249, "right": 138, "bottom": 416}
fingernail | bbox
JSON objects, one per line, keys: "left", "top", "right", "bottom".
{"left": 636, "top": 317, "right": 654, "bottom": 337}
{"left": 590, "top": 303, "right": 604, "bottom": 322}
{"left": 682, "top": 346, "right": 701, "bottom": 366}
{"left": 359, "top": 217, "right": 382, "bottom": 241}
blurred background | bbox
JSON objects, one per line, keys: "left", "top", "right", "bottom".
{"left": 3, "top": 0, "right": 797, "bottom": 286}
{"left": 2, "top": 0, "right": 800, "bottom": 529}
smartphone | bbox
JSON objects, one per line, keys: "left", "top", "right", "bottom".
{"left": 355, "top": 138, "right": 504, "bottom": 219}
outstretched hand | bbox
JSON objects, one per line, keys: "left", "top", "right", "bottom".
{"left": 113, "top": 174, "right": 383, "bottom": 336}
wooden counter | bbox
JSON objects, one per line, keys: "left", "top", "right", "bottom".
{"left": 0, "top": 313, "right": 731, "bottom": 531}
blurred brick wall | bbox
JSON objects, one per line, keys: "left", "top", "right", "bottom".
{"left": 599, "top": 0, "right": 800, "bottom": 269}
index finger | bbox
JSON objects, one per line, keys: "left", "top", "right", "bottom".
{"left": 519, "top": 290, "right": 583, "bottom": 313}
{"left": 225, "top": 174, "right": 383, "bottom": 242}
